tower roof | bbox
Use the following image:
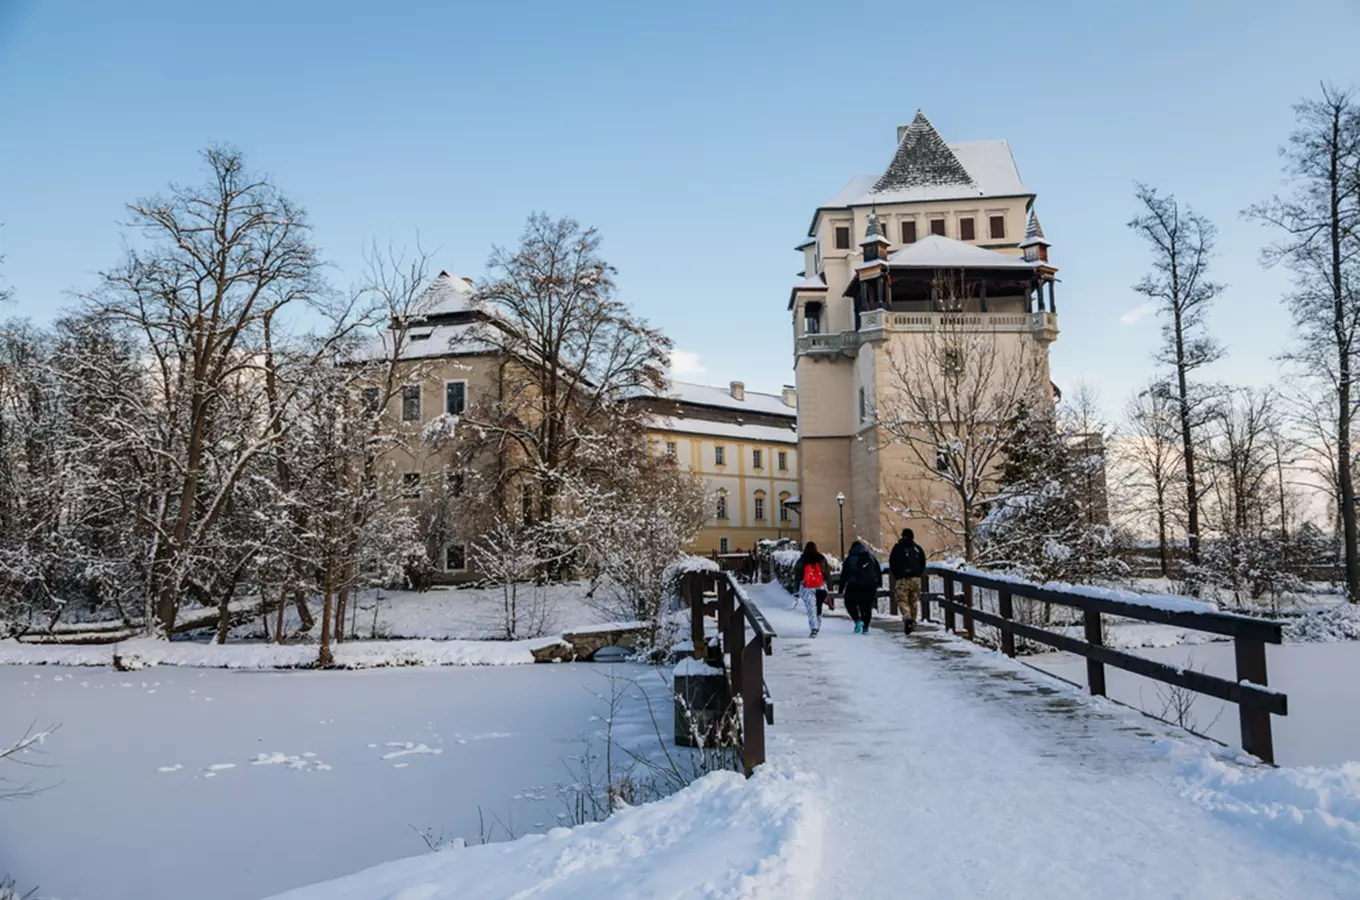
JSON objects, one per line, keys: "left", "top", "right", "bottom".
{"left": 858, "top": 210, "right": 890, "bottom": 246}
{"left": 871, "top": 111, "right": 975, "bottom": 195}
{"left": 1018, "top": 211, "right": 1051, "bottom": 248}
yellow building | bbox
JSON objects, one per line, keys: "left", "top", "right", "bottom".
{"left": 635, "top": 381, "right": 800, "bottom": 554}
{"left": 789, "top": 111, "right": 1059, "bottom": 557}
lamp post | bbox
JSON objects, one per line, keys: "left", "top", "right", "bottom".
{"left": 836, "top": 492, "right": 846, "bottom": 560}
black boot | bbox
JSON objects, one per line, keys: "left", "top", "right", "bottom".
{"left": 904, "top": 618, "right": 915, "bottom": 635}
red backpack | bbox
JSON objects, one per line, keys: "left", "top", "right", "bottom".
{"left": 802, "top": 563, "right": 825, "bottom": 589}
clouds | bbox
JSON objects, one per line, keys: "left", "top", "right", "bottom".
{"left": 668, "top": 349, "right": 707, "bottom": 379}
{"left": 1119, "top": 302, "right": 1157, "bottom": 326}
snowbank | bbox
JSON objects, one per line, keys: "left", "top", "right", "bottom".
{"left": 1286, "top": 604, "right": 1360, "bottom": 643}
{"left": 265, "top": 765, "right": 824, "bottom": 900}
{"left": 0, "top": 636, "right": 565, "bottom": 670}
{"left": 1161, "top": 743, "right": 1360, "bottom": 869}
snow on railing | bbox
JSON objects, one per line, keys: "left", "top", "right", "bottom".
{"left": 915, "top": 563, "right": 1288, "bottom": 765}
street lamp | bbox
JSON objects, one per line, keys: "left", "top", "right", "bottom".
{"left": 836, "top": 492, "right": 846, "bottom": 560}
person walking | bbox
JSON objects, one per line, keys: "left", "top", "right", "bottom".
{"left": 842, "top": 540, "right": 882, "bottom": 634}
{"left": 889, "top": 528, "right": 927, "bottom": 635}
{"left": 795, "top": 542, "right": 831, "bottom": 637}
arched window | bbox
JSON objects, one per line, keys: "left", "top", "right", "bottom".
{"left": 716, "top": 492, "right": 728, "bottom": 520}
{"left": 778, "top": 492, "right": 792, "bottom": 522}
{"left": 753, "top": 490, "right": 766, "bottom": 522}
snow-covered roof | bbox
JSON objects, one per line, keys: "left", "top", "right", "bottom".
{"left": 413, "top": 271, "right": 476, "bottom": 319}
{"left": 665, "top": 381, "right": 796, "bottom": 417}
{"left": 793, "top": 273, "right": 827, "bottom": 291}
{"left": 812, "top": 113, "right": 1029, "bottom": 224}
{"left": 794, "top": 236, "right": 817, "bottom": 250}
{"left": 1018, "top": 211, "right": 1051, "bottom": 248}
{"left": 883, "top": 235, "right": 1038, "bottom": 270}
{"left": 357, "top": 322, "right": 493, "bottom": 361}
{"left": 652, "top": 417, "right": 798, "bottom": 445}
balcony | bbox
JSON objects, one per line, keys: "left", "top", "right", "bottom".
{"left": 796, "top": 311, "right": 1059, "bottom": 359}
{"left": 858, "top": 310, "right": 1059, "bottom": 344}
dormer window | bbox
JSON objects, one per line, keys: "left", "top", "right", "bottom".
{"left": 803, "top": 301, "right": 823, "bottom": 335}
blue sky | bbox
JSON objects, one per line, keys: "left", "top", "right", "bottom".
{"left": 1, "top": 0, "right": 1357, "bottom": 416}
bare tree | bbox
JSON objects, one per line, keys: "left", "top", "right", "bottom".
{"left": 1247, "top": 85, "right": 1360, "bottom": 603}
{"left": 460, "top": 214, "right": 671, "bottom": 568}
{"left": 1129, "top": 185, "right": 1225, "bottom": 575}
{"left": 1120, "top": 384, "right": 1185, "bottom": 577}
{"left": 877, "top": 278, "right": 1048, "bottom": 560}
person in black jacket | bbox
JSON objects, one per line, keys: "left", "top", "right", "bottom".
{"left": 889, "top": 528, "right": 926, "bottom": 635}
{"left": 841, "top": 541, "right": 881, "bottom": 634}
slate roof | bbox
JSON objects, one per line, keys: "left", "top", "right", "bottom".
{"left": 872, "top": 111, "right": 974, "bottom": 195}
{"left": 1018, "top": 211, "right": 1051, "bottom": 248}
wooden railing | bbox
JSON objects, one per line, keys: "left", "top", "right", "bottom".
{"left": 922, "top": 564, "right": 1289, "bottom": 764}
{"left": 682, "top": 570, "right": 777, "bottom": 775}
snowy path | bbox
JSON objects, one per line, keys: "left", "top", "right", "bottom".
{"left": 751, "top": 583, "right": 1358, "bottom": 899}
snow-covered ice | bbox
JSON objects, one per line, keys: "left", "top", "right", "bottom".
{"left": 0, "top": 662, "right": 672, "bottom": 900}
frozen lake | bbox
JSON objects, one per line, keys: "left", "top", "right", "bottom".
{"left": 0, "top": 662, "right": 665, "bottom": 900}
{"left": 1030, "top": 641, "right": 1360, "bottom": 766}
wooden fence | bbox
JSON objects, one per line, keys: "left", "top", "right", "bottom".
{"left": 682, "top": 570, "right": 776, "bottom": 775}
{"left": 921, "top": 564, "right": 1289, "bottom": 765}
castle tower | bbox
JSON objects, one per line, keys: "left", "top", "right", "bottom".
{"left": 788, "top": 112, "right": 1059, "bottom": 557}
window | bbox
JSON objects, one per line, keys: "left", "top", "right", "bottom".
{"left": 446, "top": 471, "right": 464, "bottom": 497}
{"left": 901, "top": 220, "right": 917, "bottom": 244}
{"left": 834, "top": 226, "right": 851, "bottom": 250}
{"left": 803, "top": 301, "right": 822, "bottom": 335}
{"left": 719, "top": 537, "right": 730, "bottom": 554}
{"left": 754, "top": 495, "right": 765, "bottom": 521}
{"left": 361, "top": 386, "right": 380, "bottom": 414}
{"left": 959, "top": 217, "right": 976, "bottom": 241}
{"left": 714, "top": 445, "right": 726, "bottom": 466}
{"left": 752, "top": 449, "right": 763, "bottom": 470}
{"left": 445, "top": 544, "right": 466, "bottom": 571}
{"left": 402, "top": 472, "right": 421, "bottom": 499}
{"left": 779, "top": 495, "right": 791, "bottom": 522}
{"left": 716, "top": 493, "right": 728, "bottom": 520}
{"left": 989, "top": 215, "right": 1006, "bottom": 240}
{"left": 935, "top": 449, "right": 951, "bottom": 474}
{"left": 777, "top": 450, "right": 788, "bottom": 471}
{"left": 666, "top": 440, "right": 677, "bottom": 460}
{"left": 401, "top": 385, "right": 421, "bottom": 422}
{"left": 929, "top": 219, "right": 946, "bottom": 237}
{"left": 445, "top": 381, "right": 466, "bottom": 416}
{"left": 859, "top": 387, "right": 867, "bottom": 422}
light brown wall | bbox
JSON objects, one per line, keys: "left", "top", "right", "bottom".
{"left": 798, "top": 435, "right": 852, "bottom": 556}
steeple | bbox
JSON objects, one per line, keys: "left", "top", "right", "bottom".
{"left": 872, "top": 110, "right": 975, "bottom": 195}
{"left": 1018, "top": 211, "right": 1051, "bottom": 263}
{"left": 858, "top": 210, "right": 891, "bottom": 262}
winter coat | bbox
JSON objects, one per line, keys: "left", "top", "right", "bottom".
{"left": 841, "top": 543, "right": 881, "bottom": 597}
{"left": 890, "top": 539, "right": 927, "bottom": 579}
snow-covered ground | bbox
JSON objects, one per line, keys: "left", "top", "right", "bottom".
{"left": 258, "top": 583, "right": 1360, "bottom": 899}
{"left": 0, "top": 662, "right": 675, "bottom": 900}
{"left": 1031, "top": 641, "right": 1360, "bottom": 766}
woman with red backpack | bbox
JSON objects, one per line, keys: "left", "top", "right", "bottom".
{"left": 795, "top": 542, "right": 831, "bottom": 637}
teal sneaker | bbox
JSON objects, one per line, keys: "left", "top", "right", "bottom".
{"left": 853, "top": 621, "right": 863, "bottom": 634}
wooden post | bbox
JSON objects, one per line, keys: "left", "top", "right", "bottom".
{"left": 942, "top": 575, "right": 956, "bottom": 633}
{"left": 688, "top": 574, "right": 705, "bottom": 661}
{"left": 742, "top": 637, "right": 766, "bottom": 776}
{"left": 1084, "top": 609, "right": 1106, "bottom": 697}
{"left": 962, "top": 582, "right": 975, "bottom": 641}
{"left": 725, "top": 580, "right": 743, "bottom": 694}
{"left": 1234, "top": 637, "right": 1274, "bottom": 764}
{"left": 998, "top": 589, "right": 1016, "bottom": 657}
{"left": 920, "top": 573, "right": 931, "bottom": 622}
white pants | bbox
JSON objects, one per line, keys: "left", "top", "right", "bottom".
{"left": 799, "top": 587, "right": 823, "bottom": 633}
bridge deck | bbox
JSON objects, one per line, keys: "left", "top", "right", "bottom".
{"left": 751, "top": 583, "right": 1356, "bottom": 898}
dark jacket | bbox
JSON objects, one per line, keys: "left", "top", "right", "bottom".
{"left": 890, "top": 539, "right": 926, "bottom": 579}
{"left": 841, "top": 542, "right": 881, "bottom": 597}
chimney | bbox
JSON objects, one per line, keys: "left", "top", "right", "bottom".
{"left": 781, "top": 385, "right": 797, "bottom": 408}
{"left": 729, "top": 381, "right": 745, "bottom": 402}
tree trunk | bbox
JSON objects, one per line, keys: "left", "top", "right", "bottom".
{"left": 335, "top": 585, "right": 348, "bottom": 643}
{"left": 292, "top": 588, "right": 314, "bottom": 631}
{"left": 275, "top": 586, "right": 286, "bottom": 645}
{"left": 1330, "top": 106, "right": 1360, "bottom": 603}
{"left": 1156, "top": 509, "right": 1169, "bottom": 578}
